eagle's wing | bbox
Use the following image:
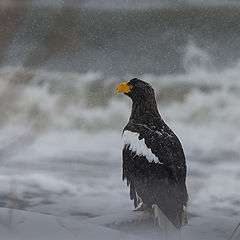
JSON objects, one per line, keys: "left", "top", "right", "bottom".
{"left": 122, "top": 123, "right": 188, "bottom": 229}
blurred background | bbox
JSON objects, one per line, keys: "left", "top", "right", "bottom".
{"left": 0, "top": 0, "right": 240, "bottom": 236}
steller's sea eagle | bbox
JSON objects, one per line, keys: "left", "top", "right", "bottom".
{"left": 116, "top": 78, "right": 188, "bottom": 231}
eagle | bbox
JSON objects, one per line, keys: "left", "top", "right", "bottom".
{"left": 116, "top": 78, "right": 188, "bottom": 231}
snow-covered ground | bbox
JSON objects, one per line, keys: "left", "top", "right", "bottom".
{"left": 0, "top": 207, "right": 239, "bottom": 240}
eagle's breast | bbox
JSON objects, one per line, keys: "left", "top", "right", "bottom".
{"left": 122, "top": 130, "right": 163, "bottom": 164}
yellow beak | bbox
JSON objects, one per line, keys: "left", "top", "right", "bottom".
{"left": 115, "top": 82, "right": 132, "bottom": 94}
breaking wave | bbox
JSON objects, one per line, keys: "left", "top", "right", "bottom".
{"left": 1, "top": 44, "right": 240, "bottom": 159}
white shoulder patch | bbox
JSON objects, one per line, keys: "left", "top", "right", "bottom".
{"left": 122, "top": 130, "right": 163, "bottom": 164}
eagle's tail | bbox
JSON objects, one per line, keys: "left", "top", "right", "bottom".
{"left": 152, "top": 204, "right": 176, "bottom": 233}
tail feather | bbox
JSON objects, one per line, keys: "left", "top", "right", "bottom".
{"left": 130, "top": 184, "right": 141, "bottom": 208}
{"left": 152, "top": 204, "right": 176, "bottom": 233}
{"left": 182, "top": 205, "right": 188, "bottom": 227}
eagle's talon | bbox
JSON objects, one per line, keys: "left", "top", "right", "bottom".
{"left": 134, "top": 203, "right": 153, "bottom": 212}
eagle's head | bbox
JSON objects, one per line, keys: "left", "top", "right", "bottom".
{"left": 115, "top": 78, "right": 155, "bottom": 102}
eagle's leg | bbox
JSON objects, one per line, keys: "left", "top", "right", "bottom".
{"left": 134, "top": 203, "right": 153, "bottom": 212}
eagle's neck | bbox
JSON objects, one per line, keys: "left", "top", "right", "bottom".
{"left": 130, "top": 97, "right": 161, "bottom": 121}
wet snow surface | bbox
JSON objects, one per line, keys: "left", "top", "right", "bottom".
{"left": 0, "top": 207, "right": 239, "bottom": 240}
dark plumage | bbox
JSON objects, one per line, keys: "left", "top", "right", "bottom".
{"left": 116, "top": 78, "right": 188, "bottom": 229}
